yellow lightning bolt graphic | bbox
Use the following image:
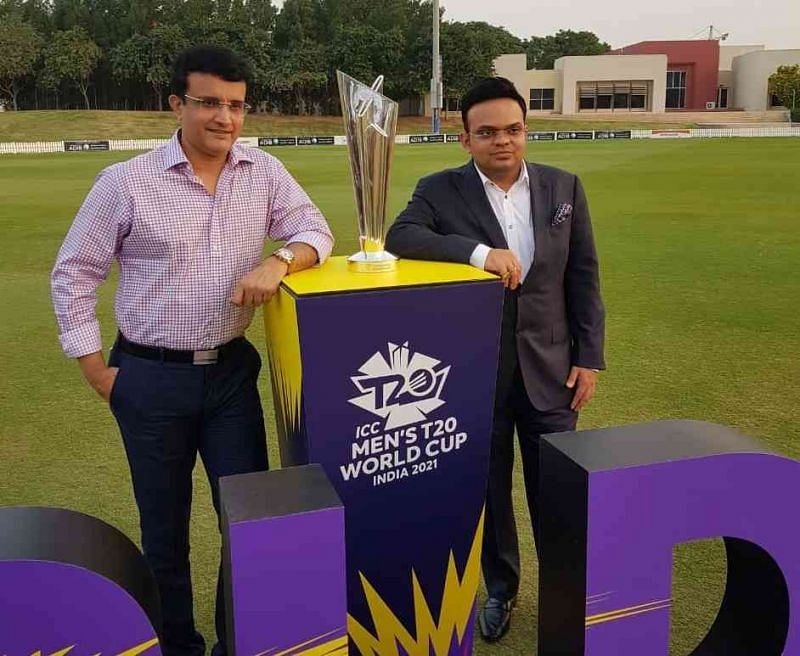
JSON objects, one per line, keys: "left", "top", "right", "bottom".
{"left": 348, "top": 510, "right": 484, "bottom": 655}
{"left": 28, "top": 637, "right": 158, "bottom": 656}
{"left": 255, "top": 628, "right": 348, "bottom": 656}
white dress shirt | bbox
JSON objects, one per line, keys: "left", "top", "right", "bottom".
{"left": 469, "top": 162, "right": 535, "bottom": 279}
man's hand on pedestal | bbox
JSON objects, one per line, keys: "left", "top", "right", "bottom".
{"left": 231, "top": 257, "right": 289, "bottom": 307}
{"left": 485, "top": 249, "right": 522, "bottom": 290}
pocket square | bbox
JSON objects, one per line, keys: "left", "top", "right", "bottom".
{"left": 552, "top": 202, "right": 573, "bottom": 226}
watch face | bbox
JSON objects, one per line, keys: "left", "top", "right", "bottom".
{"left": 275, "top": 248, "right": 294, "bottom": 263}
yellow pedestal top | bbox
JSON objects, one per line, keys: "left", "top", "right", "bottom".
{"left": 281, "top": 255, "right": 498, "bottom": 296}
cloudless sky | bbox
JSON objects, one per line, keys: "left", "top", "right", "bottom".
{"left": 273, "top": 0, "right": 799, "bottom": 50}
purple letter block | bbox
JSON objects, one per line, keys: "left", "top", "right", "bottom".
{"left": 539, "top": 420, "right": 798, "bottom": 655}
{"left": 220, "top": 464, "right": 347, "bottom": 656}
{"left": 0, "top": 507, "right": 161, "bottom": 655}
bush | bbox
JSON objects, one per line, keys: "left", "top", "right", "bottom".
{"left": 792, "top": 108, "right": 800, "bottom": 123}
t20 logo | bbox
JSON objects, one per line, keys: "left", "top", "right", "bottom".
{"left": 348, "top": 342, "right": 450, "bottom": 430}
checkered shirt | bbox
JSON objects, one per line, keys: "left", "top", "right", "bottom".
{"left": 52, "top": 132, "right": 334, "bottom": 357}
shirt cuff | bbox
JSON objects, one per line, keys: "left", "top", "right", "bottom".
{"left": 469, "top": 243, "right": 492, "bottom": 270}
{"left": 286, "top": 231, "right": 334, "bottom": 265}
{"left": 59, "top": 320, "right": 103, "bottom": 358}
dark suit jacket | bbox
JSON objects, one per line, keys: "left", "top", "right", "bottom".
{"left": 385, "top": 160, "right": 605, "bottom": 412}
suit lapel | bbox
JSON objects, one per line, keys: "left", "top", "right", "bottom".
{"left": 525, "top": 162, "right": 552, "bottom": 284}
{"left": 456, "top": 162, "right": 508, "bottom": 249}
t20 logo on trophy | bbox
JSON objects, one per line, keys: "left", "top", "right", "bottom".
{"left": 337, "top": 71, "right": 399, "bottom": 272}
{"left": 348, "top": 341, "right": 450, "bottom": 429}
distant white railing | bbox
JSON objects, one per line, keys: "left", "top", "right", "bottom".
{"left": 109, "top": 138, "right": 170, "bottom": 151}
{"left": 0, "top": 141, "right": 64, "bottom": 154}
{"left": 1, "top": 127, "right": 799, "bottom": 154}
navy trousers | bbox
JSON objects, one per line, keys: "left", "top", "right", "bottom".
{"left": 481, "top": 365, "right": 578, "bottom": 603}
{"left": 109, "top": 337, "right": 268, "bottom": 656}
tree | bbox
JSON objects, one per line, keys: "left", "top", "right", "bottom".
{"left": 0, "top": 0, "right": 53, "bottom": 35}
{"left": 272, "top": 0, "right": 325, "bottom": 50}
{"left": 0, "top": 0, "right": 616, "bottom": 113}
{"left": 461, "top": 21, "right": 524, "bottom": 57}
{"left": 0, "top": 14, "right": 43, "bottom": 109}
{"left": 441, "top": 21, "right": 523, "bottom": 100}
{"left": 769, "top": 64, "right": 800, "bottom": 110}
{"left": 328, "top": 24, "right": 404, "bottom": 92}
{"left": 112, "top": 25, "right": 188, "bottom": 109}
{"left": 267, "top": 38, "right": 327, "bottom": 114}
{"left": 524, "top": 29, "right": 610, "bottom": 70}
{"left": 393, "top": 0, "right": 435, "bottom": 100}
{"left": 43, "top": 27, "right": 102, "bottom": 109}
{"left": 228, "top": 25, "right": 274, "bottom": 106}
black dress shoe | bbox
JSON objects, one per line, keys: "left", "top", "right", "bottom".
{"left": 478, "top": 596, "right": 516, "bottom": 642}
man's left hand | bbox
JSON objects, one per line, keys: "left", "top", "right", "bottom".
{"left": 565, "top": 366, "right": 598, "bottom": 412}
{"left": 231, "top": 257, "right": 288, "bottom": 306}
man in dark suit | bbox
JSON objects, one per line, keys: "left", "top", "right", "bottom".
{"left": 385, "top": 77, "right": 605, "bottom": 642}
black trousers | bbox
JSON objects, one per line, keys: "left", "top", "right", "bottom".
{"left": 481, "top": 366, "right": 578, "bottom": 603}
{"left": 109, "top": 338, "right": 269, "bottom": 656}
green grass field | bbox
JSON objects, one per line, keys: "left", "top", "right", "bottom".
{"left": 1, "top": 138, "right": 799, "bottom": 654}
{"left": 0, "top": 109, "right": 698, "bottom": 142}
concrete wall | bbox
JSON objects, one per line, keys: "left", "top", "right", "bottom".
{"left": 733, "top": 49, "right": 800, "bottom": 110}
{"left": 556, "top": 54, "right": 667, "bottom": 114}
{"left": 718, "top": 46, "right": 763, "bottom": 107}
{"left": 494, "top": 54, "right": 562, "bottom": 113}
{"left": 719, "top": 45, "right": 764, "bottom": 71}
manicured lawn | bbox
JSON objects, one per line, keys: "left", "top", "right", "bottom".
{"left": 0, "top": 109, "right": 697, "bottom": 142}
{"left": 1, "top": 137, "right": 798, "bottom": 654}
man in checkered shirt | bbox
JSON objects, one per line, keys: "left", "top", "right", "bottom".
{"left": 51, "top": 46, "right": 333, "bottom": 656}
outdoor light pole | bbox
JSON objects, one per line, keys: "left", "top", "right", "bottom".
{"left": 431, "top": 0, "right": 441, "bottom": 134}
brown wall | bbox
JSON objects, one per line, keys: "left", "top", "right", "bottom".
{"left": 615, "top": 40, "right": 720, "bottom": 110}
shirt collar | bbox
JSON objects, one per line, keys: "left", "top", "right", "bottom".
{"left": 161, "top": 130, "right": 256, "bottom": 170}
{"left": 474, "top": 161, "right": 529, "bottom": 191}
{"left": 162, "top": 130, "right": 189, "bottom": 170}
{"left": 228, "top": 140, "right": 256, "bottom": 166}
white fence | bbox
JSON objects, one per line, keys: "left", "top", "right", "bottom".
{"left": 109, "top": 138, "right": 170, "bottom": 151}
{"left": 0, "top": 141, "right": 64, "bottom": 154}
{"left": 1, "top": 126, "right": 799, "bottom": 155}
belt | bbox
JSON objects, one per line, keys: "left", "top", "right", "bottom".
{"left": 115, "top": 333, "right": 243, "bottom": 365}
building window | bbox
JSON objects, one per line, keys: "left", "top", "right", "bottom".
{"left": 596, "top": 82, "right": 613, "bottom": 109}
{"left": 770, "top": 93, "right": 782, "bottom": 108}
{"left": 445, "top": 97, "right": 460, "bottom": 112}
{"left": 530, "top": 88, "right": 554, "bottom": 111}
{"left": 666, "top": 71, "right": 687, "bottom": 108}
{"left": 717, "top": 86, "right": 728, "bottom": 108}
{"left": 579, "top": 84, "right": 596, "bottom": 110}
{"left": 577, "top": 81, "right": 650, "bottom": 112}
{"left": 631, "top": 83, "right": 648, "bottom": 109}
{"left": 614, "top": 88, "right": 631, "bottom": 110}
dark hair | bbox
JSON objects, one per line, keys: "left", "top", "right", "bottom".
{"left": 171, "top": 45, "right": 251, "bottom": 97}
{"left": 461, "top": 77, "right": 527, "bottom": 130}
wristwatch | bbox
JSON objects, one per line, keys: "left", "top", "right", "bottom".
{"left": 272, "top": 247, "right": 295, "bottom": 267}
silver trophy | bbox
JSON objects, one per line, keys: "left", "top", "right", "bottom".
{"left": 337, "top": 71, "right": 399, "bottom": 272}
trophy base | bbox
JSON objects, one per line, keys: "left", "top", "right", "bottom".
{"left": 347, "top": 251, "right": 398, "bottom": 273}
